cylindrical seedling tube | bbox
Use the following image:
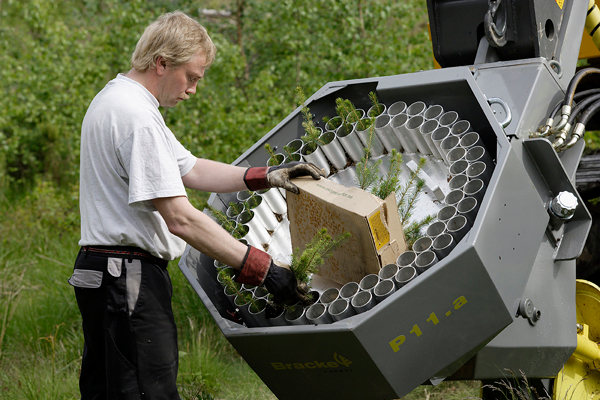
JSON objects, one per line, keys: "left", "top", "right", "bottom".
{"left": 359, "top": 273, "right": 379, "bottom": 294}
{"left": 391, "top": 113, "right": 418, "bottom": 153}
{"left": 237, "top": 210, "right": 271, "bottom": 245}
{"left": 388, "top": 100, "right": 407, "bottom": 116}
{"left": 285, "top": 303, "right": 309, "bottom": 325}
{"left": 306, "top": 303, "right": 333, "bottom": 325}
{"left": 406, "top": 101, "right": 427, "bottom": 117}
{"left": 247, "top": 298, "right": 269, "bottom": 327}
{"left": 339, "top": 281, "right": 360, "bottom": 300}
{"left": 432, "top": 126, "right": 451, "bottom": 163}
{"left": 267, "top": 153, "right": 285, "bottom": 167}
{"left": 457, "top": 196, "right": 479, "bottom": 224}
{"left": 232, "top": 223, "right": 260, "bottom": 248}
{"left": 246, "top": 195, "right": 278, "bottom": 231}
{"left": 325, "top": 116, "right": 343, "bottom": 132}
{"left": 450, "top": 119, "right": 470, "bottom": 136}
{"left": 373, "top": 279, "right": 396, "bottom": 303}
{"left": 446, "top": 215, "right": 470, "bottom": 241}
{"left": 466, "top": 160, "right": 492, "bottom": 182}
{"left": 258, "top": 188, "right": 287, "bottom": 215}
{"left": 253, "top": 286, "right": 269, "bottom": 299}
{"left": 426, "top": 220, "right": 446, "bottom": 239}
{"left": 328, "top": 298, "right": 355, "bottom": 321}
{"left": 266, "top": 303, "right": 287, "bottom": 326}
{"left": 440, "top": 135, "right": 460, "bottom": 165}
{"left": 445, "top": 189, "right": 464, "bottom": 207}
{"left": 368, "top": 103, "right": 386, "bottom": 118}
{"left": 375, "top": 114, "right": 402, "bottom": 153}
{"left": 415, "top": 250, "right": 438, "bottom": 274}
{"left": 285, "top": 153, "right": 302, "bottom": 163}
{"left": 437, "top": 205, "right": 457, "bottom": 223}
{"left": 438, "top": 110, "right": 459, "bottom": 127}
{"left": 449, "top": 159, "right": 469, "bottom": 177}
{"left": 355, "top": 120, "right": 385, "bottom": 157}
{"left": 412, "top": 236, "right": 433, "bottom": 253}
{"left": 351, "top": 290, "right": 376, "bottom": 314}
{"left": 459, "top": 131, "right": 482, "bottom": 149}
{"left": 319, "top": 130, "right": 347, "bottom": 170}
{"left": 424, "top": 104, "right": 444, "bottom": 120}
{"left": 432, "top": 233, "right": 454, "bottom": 259}
{"left": 237, "top": 190, "right": 254, "bottom": 203}
{"left": 394, "top": 266, "right": 418, "bottom": 288}
{"left": 387, "top": 101, "right": 406, "bottom": 118}
{"left": 465, "top": 146, "right": 494, "bottom": 169}
{"left": 406, "top": 115, "right": 430, "bottom": 154}
{"left": 336, "top": 123, "right": 365, "bottom": 162}
{"left": 446, "top": 147, "right": 466, "bottom": 164}
{"left": 285, "top": 138, "right": 304, "bottom": 154}
{"left": 345, "top": 108, "right": 365, "bottom": 124}
{"left": 463, "top": 178, "right": 486, "bottom": 202}
{"left": 226, "top": 202, "right": 245, "bottom": 219}
{"left": 319, "top": 287, "right": 340, "bottom": 305}
{"left": 448, "top": 174, "right": 468, "bottom": 191}
{"left": 396, "top": 250, "right": 417, "bottom": 267}
{"left": 301, "top": 143, "right": 331, "bottom": 176}
{"left": 420, "top": 118, "right": 442, "bottom": 157}
{"left": 378, "top": 263, "right": 399, "bottom": 281}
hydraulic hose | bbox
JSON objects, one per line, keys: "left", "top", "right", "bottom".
{"left": 564, "top": 68, "right": 600, "bottom": 108}
{"left": 568, "top": 93, "right": 600, "bottom": 125}
{"left": 587, "top": 0, "right": 600, "bottom": 51}
{"left": 579, "top": 98, "right": 600, "bottom": 126}
{"left": 563, "top": 99, "right": 600, "bottom": 149}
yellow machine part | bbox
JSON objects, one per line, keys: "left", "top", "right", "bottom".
{"left": 554, "top": 280, "right": 600, "bottom": 399}
{"left": 583, "top": 0, "right": 600, "bottom": 59}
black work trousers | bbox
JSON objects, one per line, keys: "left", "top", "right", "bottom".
{"left": 70, "top": 248, "right": 180, "bottom": 400}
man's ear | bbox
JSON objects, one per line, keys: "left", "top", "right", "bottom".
{"left": 155, "top": 56, "right": 167, "bottom": 75}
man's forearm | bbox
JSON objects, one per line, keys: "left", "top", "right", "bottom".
{"left": 182, "top": 158, "right": 248, "bottom": 192}
{"left": 153, "top": 196, "right": 248, "bottom": 268}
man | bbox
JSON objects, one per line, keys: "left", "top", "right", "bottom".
{"left": 70, "top": 11, "right": 322, "bottom": 399}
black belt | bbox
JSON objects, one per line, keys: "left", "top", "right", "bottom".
{"left": 81, "top": 246, "right": 168, "bottom": 268}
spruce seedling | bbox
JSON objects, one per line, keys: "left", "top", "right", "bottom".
{"left": 372, "top": 149, "right": 403, "bottom": 200}
{"left": 368, "top": 91, "right": 384, "bottom": 117}
{"left": 207, "top": 205, "right": 237, "bottom": 233}
{"left": 290, "top": 228, "right": 351, "bottom": 286}
{"left": 355, "top": 112, "right": 381, "bottom": 191}
{"left": 296, "top": 86, "right": 322, "bottom": 150}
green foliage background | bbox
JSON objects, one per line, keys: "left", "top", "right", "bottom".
{"left": 0, "top": 1, "right": 438, "bottom": 398}
{"left": 0, "top": 0, "right": 432, "bottom": 193}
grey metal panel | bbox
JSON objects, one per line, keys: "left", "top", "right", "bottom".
{"left": 353, "top": 246, "right": 511, "bottom": 398}
{"left": 470, "top": 144, "right": 550, "bottom": 312}
{"left": 472, "top": 59, "right": 564, "bottom": 138}
{"left": 473, "top": 241, "right": 577, "bottom": 379}
{"left": 228, "top": 330, "right": 397, "bottom": 400}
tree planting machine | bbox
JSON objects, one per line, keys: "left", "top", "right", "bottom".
{"left": 180, "top": 1, "right": 600, "bottom": 398}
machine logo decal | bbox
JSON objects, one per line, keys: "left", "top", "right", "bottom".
{"left": 271, "top": 353, "right": 352, "bottom": 370}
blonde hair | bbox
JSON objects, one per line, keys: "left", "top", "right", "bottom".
{"left": 131, "top": 11, "right": 216, "bottom": 72}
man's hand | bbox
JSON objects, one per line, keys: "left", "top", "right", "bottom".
{"left": 267, "top": 162, "right": 324, "bottom": 194}
{"left": 263, "top": 261, "right": 308, "bottom": 305}
{"left": 235, "top": 246, "right": 305, "bottom": 304}
{"left": 243, "top": 162, "right": 324, "bottom": 194}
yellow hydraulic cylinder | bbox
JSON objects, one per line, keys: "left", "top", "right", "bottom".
{"left": 575, "top": 323, "right": 600, "bottom": 370}
{"left": 587, "top": 0, "right": 600, "bottom": 51}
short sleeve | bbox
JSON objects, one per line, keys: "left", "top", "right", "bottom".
{"left": 118, "top": 127, "right": 188, "bottom": 210}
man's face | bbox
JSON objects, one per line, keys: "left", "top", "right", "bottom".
{"left": 157, "top": 52, "right": 208, "bottom": 108}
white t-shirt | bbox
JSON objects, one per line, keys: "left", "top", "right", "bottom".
{"left": 79, "top": 74, "right": 197, "bottom": 260}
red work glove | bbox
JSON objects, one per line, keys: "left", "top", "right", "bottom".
{"left": 235, "top": 246, "right": 302, "bottom": 305}
{"left": 244, "top": 162, "right": 324, "bottom": 194}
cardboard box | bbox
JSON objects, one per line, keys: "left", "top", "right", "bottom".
{"left": 286, "top": 177, "right": 406, "bottom": 285}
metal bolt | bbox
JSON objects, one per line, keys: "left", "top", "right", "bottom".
{"left": 576, "top": 323, "right": 584, "bottom": 333}
{"left": 549, "top": 191, "right": 578, "bottom": 220}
